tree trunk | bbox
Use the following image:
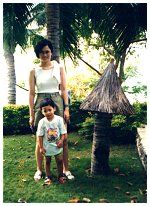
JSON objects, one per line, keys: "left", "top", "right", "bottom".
{"left": 79, "top": 57, "right": 102, "bottom": 76}
{"left": 119, "top": 50, "right": 126, "bottom": 84}
{"left": 4, "top": 50, "right": 16, "bottom": 104}
{"left": 91, "top": 112, "right": 112, "bottom": 175}
{"left": 45, "top": 3, "right": 60, "bottom": 63}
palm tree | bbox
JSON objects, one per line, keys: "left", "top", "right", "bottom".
{"left": 3, "top": 3, "right": 33, "bottom": 104}
{"left": 44, "top": 3, "right": 147, "bottom": 82}
{"left": 4, "top": 4, "right": 146, "bottom": 104}
{"left": 80, "top": 62, "right": 135, "bottom": 175}
{"left": 87, "top": 3, "right": 147, "bottom": 82}
{"left": 45, "top": 4, "right": 60, "bottom": 62}
{"left": 45, "top": 3, "right": 83, "bottom": 63}
{"left": 80, "top": 3, "right": 146, "bottom": 175}
{"left": 27, "top": 3, "right": 148, "bottom": 176}
{"left": 3, "top": 3, "right": 83, "bottom": 103}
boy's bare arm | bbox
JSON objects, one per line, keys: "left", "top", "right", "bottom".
{"left": 57, "top": 134, "right": 65, "bottom": 148}
{"left": 38, "top": 136, "right": 46, "bottom": 154}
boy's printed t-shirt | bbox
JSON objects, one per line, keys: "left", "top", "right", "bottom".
{"left": 37, "top": 115, "right": 67, "bottom": 156}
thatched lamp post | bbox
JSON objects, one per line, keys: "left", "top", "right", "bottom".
{"left": 80, "top": 61, "right": 134, "bottom": 175}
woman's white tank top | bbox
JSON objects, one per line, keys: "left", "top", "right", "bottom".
{"left": 34, "top": 61, "right": 61, "bottom": 93}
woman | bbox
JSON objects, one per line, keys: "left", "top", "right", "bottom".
{"left": 29, "top": 38, "right": 74, "bottom": 181}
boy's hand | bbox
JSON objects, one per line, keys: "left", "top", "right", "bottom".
{"left": 57, "top": 139, "right": 63, "bottom": 148}
{"left": 39, "top": 147, "right": 46, "bottom": 155}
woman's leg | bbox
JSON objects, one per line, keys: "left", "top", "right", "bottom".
{"left": 34, "top": 106, "right": 44, "bottom": 178}
{"left": 63, "top": 133, "right": 69, "bottom": 172}
{"left": 34, "top": 137, "right": 43, "bottom": 180}
{"left": 35, "top": 138, "right": 43, "bottom": 172}
{"left": 52, "top": 94, "right": 74, "bottom": 179}
{"left": 63, "top": 124, "right": 74, "bottom": 180}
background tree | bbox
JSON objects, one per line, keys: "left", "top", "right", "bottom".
{"left": 3, "top": 3, "right": 33, "bottom": 104}
{"left": 79, "top": 3, "right": 147, "bottom": 175}
{"left": 45, "top": 4, "right": 60, "bottom": 62}
{"left": 44, "top": 3, "right": 147, "bottom": 81}
{"left": 3, "top": 3, "right": 147, "bottom": 103}
{"left": 86, "top": 3, "right": 147, "bottom": 82}
{"left": 80, "top": 62, "right": 135, "bottom": 175}
{"left": 31, "top": 3, "right": 82, "bottom": 63}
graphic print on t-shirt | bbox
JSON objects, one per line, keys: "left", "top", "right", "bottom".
{"left": 47, "top": 128, "right": 58, "bottom": 142}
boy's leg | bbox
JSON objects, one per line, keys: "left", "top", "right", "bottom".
{"left": 55, "top": 154, "right": 63, "bottom": 177}
{"left": 44, "top": 156, "right": 52, "bottom": 185}
{"left": 55, "top": 153, "right": 65, "bottom": 183}
{"left": 45, "top": 156, "right": 51, "bottom": 178}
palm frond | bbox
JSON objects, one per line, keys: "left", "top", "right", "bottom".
{"left": 88, "top": 3, "right": 147, "bottom": 57}
{"left": 60, "top": 3, "right": 83, "bottom": 61}
{"left": 3, "top": 3, "right": 34, "bottom": 51}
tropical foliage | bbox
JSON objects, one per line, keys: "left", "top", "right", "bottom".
{"left": 78, "top": 101, "right": 147, "bottom": 143}
{"left": 3, "top": 101, "right": 147, "bottom": 138}
{"left": 3, "top": 105, "right": 31, "bottom": 135}
{"left": 87, "top": 4, "right": 147, "bottom": 58}
{"left": 82, "top": 3, "right": 147, "bottom": 82}
{"left": 3, "top": 3, "right": 34, "bottom": 104}
{"left": 3, "top": 4, "right": 33, "bottom": 52}
{"left": 67, "top": 73, "right": 99, "bottom": 102}
{"left": 3, "top": 3, "right": 147, "bottom": 103}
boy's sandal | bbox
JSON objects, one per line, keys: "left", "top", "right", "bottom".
{"left": 44, "top": 177, "right": 52, "bottom": 185}
{"left": 34, "top": 170, "right": 42, "bottom": 181}
{"left": 64, "top": 171, "right": 75, "bottom": 180}
{"left": 58, "top": 176, "right": 66, "bottom": 184}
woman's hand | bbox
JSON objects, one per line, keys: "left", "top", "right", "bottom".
{"left": 29, "top": 116, "right": 35, "bottom": 126}
{"left": 64, "top": 107, "right": 70, "bottom": 123}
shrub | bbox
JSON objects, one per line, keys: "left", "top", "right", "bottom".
{"left": 3, "top": 101, "right": 89, "bottom": 135}
{"left": 3, "top": 105, "right": 31, "bottom": 135}
{"left": 68, "top": 101, "right": 89, "bottom": 132}
{"left": 78, "top": 101, "right": 147, "bottom": 144}
{"left": 111, "top": 101, "right": 147, "bottom": 130}
{"left": 3, "top": 101, "right": 147, "bottom": 140}
{"left": 78, "top": 116, "right": 94, "bottom": 139}
{"left": 67, "top": 73, "right": 99, "bottom": 102}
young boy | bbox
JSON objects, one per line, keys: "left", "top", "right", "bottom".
{"left": 37, "top": 98, "right": 67, "bottom": 184}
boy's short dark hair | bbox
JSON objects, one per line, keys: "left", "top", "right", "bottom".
{"left": 40, "top": 98, "right": 55, "bottom": 110}
{"left": 34, "top": 39, "right": 53, "bottom": 58}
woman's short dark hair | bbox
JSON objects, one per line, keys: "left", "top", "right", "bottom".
{"left": 34, "top": 39, "right": 53, "bottom": 58}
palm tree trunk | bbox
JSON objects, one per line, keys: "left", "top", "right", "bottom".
{"left": 91, "top": 112, "right": 112, "bottom": 175}
{"left": 119, "top": 50, "right": 126, "bottom": 84}
{"left": 45, "top": 3, "right": 60, "bottom": 63}
{"left": 4, "top": 50, "right": 16, "bottom": 104}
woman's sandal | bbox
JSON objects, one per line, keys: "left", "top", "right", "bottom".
{"left": 34, "top": 170, "right": 42, "bottom": 181}
{"left": 63, "top": 171, "right": 75, "bottom": 180}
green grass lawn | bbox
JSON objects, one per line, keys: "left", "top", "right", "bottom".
{"left": 3, "top": 132, "right": 147, "bottom": 203}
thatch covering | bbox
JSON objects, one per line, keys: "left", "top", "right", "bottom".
{"left": 80, "top": 62, "right": 134, "bottom": 115}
